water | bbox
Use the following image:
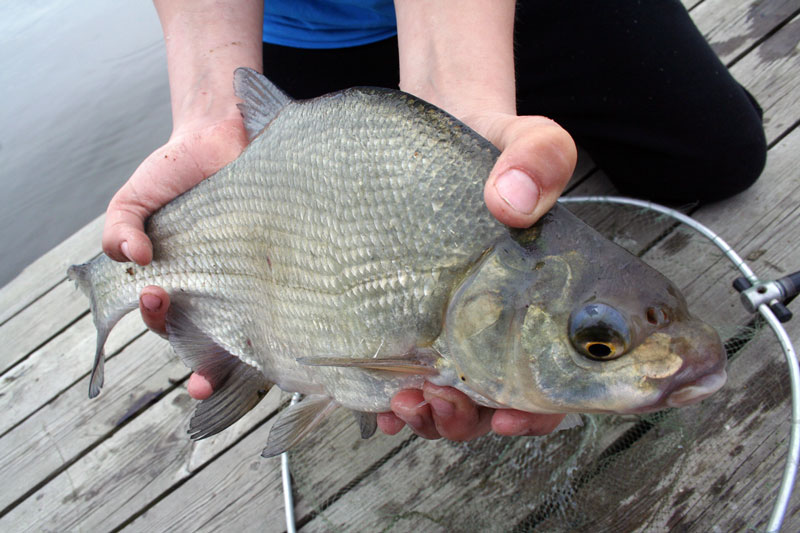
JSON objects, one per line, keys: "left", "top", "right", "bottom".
{"left": 0, "top": 0, "right": 171, "bottom": 287}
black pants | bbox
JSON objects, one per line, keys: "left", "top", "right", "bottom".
{"left": 262, "top": 0, "right": 767, "bottom": 204}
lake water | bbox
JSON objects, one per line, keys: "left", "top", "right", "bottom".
{"left": 0, "top": 0, "right": 172, "bottom": 286}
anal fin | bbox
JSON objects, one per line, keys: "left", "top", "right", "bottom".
{"left": 165, "top": 299, "right": 272, "bottom": 440}
{"left": 262, "top": 395, "right": 338, "bottom": 458}
{"left": 188, "top": 363, "right": 272, "bottom": 440}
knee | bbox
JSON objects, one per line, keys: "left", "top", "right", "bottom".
{"left": 599, "top": 110, "right": 767, "bottom": 206}
{"left": 681, "top": 122, "right": 767, "bottom": 204}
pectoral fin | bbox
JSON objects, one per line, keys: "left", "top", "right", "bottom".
{"left": 262, "top": 395, "right": 338, "bottom": 458}
{"left": 297, "top": 348, "right": 440, "bottom": 376}
{"left": 165, "top": 300, "right": 272, "bottom": 440}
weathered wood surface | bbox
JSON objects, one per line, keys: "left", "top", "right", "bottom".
{"left": 1, "top": 0, "right": 799, "bottom": 531}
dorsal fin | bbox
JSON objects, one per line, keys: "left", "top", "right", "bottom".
{"left": 233, "top": 67, "right": 292, "bottom": 141}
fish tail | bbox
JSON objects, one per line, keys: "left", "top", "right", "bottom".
{"left": 68, "top": 257, "right": 138, "bottom": 398}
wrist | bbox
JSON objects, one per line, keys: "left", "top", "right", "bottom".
{"left": 395, "top": 0, "right": 517, "bottom": 120}
{"left": 154, "top": 0, "right": 263, "bottom": 131}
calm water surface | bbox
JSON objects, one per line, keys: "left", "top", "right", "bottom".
{"left": 0, "top": 0, "right": 171, "bottom": 286}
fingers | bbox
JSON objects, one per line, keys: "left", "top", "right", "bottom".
{"left": 388, "top": 388, "right": 441, "bottom": 439}
{"left": 139, "top": 285, "right": 170, "bottom": 337}
{"left": 138, "top": 285, "right": 212, "bottom": 401}
{"left": 384, "top": 384, "right": 493, "bottom": 441}
{"left": 102, "top": 144, "right": 199, "bottom": 265}
{"left": 491, "top": 410, "right": 566, "bottom": 436}
{"left": 482, "top": 115, "right": 577, "bottom": 228}
{"left": 376, "top": 412, "right": 407, "bottom": 436}
{"left": 187, "top": 373, "right": 214, "bottom": 400}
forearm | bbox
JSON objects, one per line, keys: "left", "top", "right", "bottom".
{"left": 154, "top": 0, "right": 264, "bottom": 132}
{"left": 394, "top": 0, "right": 517, "bottom": 119}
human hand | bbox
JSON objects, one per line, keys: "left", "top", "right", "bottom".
{"left": 103, "top": 118, "right": 247, "bottom": 400}
{"left": 108, "top": 119, "right": 248, "bottom": 401}
{"left": 102, "top": 119, "right": 248, "bottom": 265}
{"left": 106, "top": 120, "right": 247, "bottom": 401}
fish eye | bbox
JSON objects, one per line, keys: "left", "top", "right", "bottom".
{"left": 569, "top": 303, "right": 631, "bottom": 361}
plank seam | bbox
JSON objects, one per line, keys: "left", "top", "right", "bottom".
{"left": 109, "top": 397, "right": 291, "bottom": 533}
{"left": 0, "top": 308, "right": 90, "bottom": 378}
{"left": 0, "top": 328, "right": 148, "bottom": 440}
{"left": 768, "top": 118, "right": 800, "bottom": 151}
{"left": 0, "top": 278, "right": 67, "bottom": 329}
{"left": 0, "top": 369, "right": 184, "bottom": 520}
{"left": 296, "top": 434, "right": 419, "bottom": 530}
{"left": 725, "top": 8, "right": 800, "bottom": 69}
{"left": 0, "top": 250, "right": 102, "bottom": 329}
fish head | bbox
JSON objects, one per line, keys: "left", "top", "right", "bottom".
{"left": 443, "top": 209, "right": 726, "bottom": 415}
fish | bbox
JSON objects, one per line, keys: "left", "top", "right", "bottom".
{"left": 68, "top": 68, "right": 727, "bottom": 457}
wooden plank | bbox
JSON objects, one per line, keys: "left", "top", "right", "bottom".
{"left": 299, "top": 415, "right": 639, "bottom": 532}
{"left": 0, "top": 367, "right": 283, "bottom": 532}
{"left": 631, "top": 319, "right": 800, "bottom": 531}
{"left": 125, "top": 405, "right": 407, "bottom": 531}
{"left": 0, "top": 281, "right": 90, "bottom": 375}
{"left": 731, "top": 12, "right": 800, "bottom": 142}
{"left": 0, "top": 214, "right": 102, "bottom": 326}
{"left": 0, "top": 333, "right": 181, "bottom": 513}
{"left": 0, "top": 311, "right": 145, "bottom": 436}
{"left": 693, "top": 0, "right": 799, "bottom": 64}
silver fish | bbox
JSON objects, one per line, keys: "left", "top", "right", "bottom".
{"left": 69, "top": 68, "right": 726, "bottom": 456}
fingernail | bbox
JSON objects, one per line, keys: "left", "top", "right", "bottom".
{"left": 429, "top": 397, "right": 455, "bottom": 418}
{"left": 121, "top": 241, "right": 133, "bottom": 262}
{"left": 495, "top": 169, "right": 540, "bottom": 215}
{"left": 141, "top": 293, "right": 162, "bottom": 313}
{"left": 412, "top": 400, "right": 430, "bottom": 410}
{"left": 404, "top": 415, "right": 424, "bottom": 430}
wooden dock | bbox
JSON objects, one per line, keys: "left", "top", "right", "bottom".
{"left": 2, "top": 0, "right": 800, "bottom": 531}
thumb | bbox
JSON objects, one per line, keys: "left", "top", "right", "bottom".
{"left": 482, "top": 116, "right": 577, "bottom": 228}
{"left": 102, "top": 120, "right": 248, "bottom": 265}
{"left": 102, "top": 143, "right": 200, "bottom": 265}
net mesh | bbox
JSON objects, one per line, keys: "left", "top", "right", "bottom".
{"left": 283, "top": 201, "right": 791, "bottom": 532}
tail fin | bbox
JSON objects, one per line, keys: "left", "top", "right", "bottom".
{"left": 68, "top": 259, "right": 138, "bottom": 398}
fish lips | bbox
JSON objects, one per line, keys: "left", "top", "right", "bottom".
{"left": 642, "top": 320, "right": 727, "bottom": 411}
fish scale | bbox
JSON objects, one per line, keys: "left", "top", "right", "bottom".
{"left": 69, "top": 68, "right": 727, "bottom": 456}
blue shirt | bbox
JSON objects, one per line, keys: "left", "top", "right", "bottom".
{"left": 263, "top": 0, "right": 397, "bottom": 49}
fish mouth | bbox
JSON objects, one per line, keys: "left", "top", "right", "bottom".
{"left": 664, "top": 369, "right": 727, "bottom": 407}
